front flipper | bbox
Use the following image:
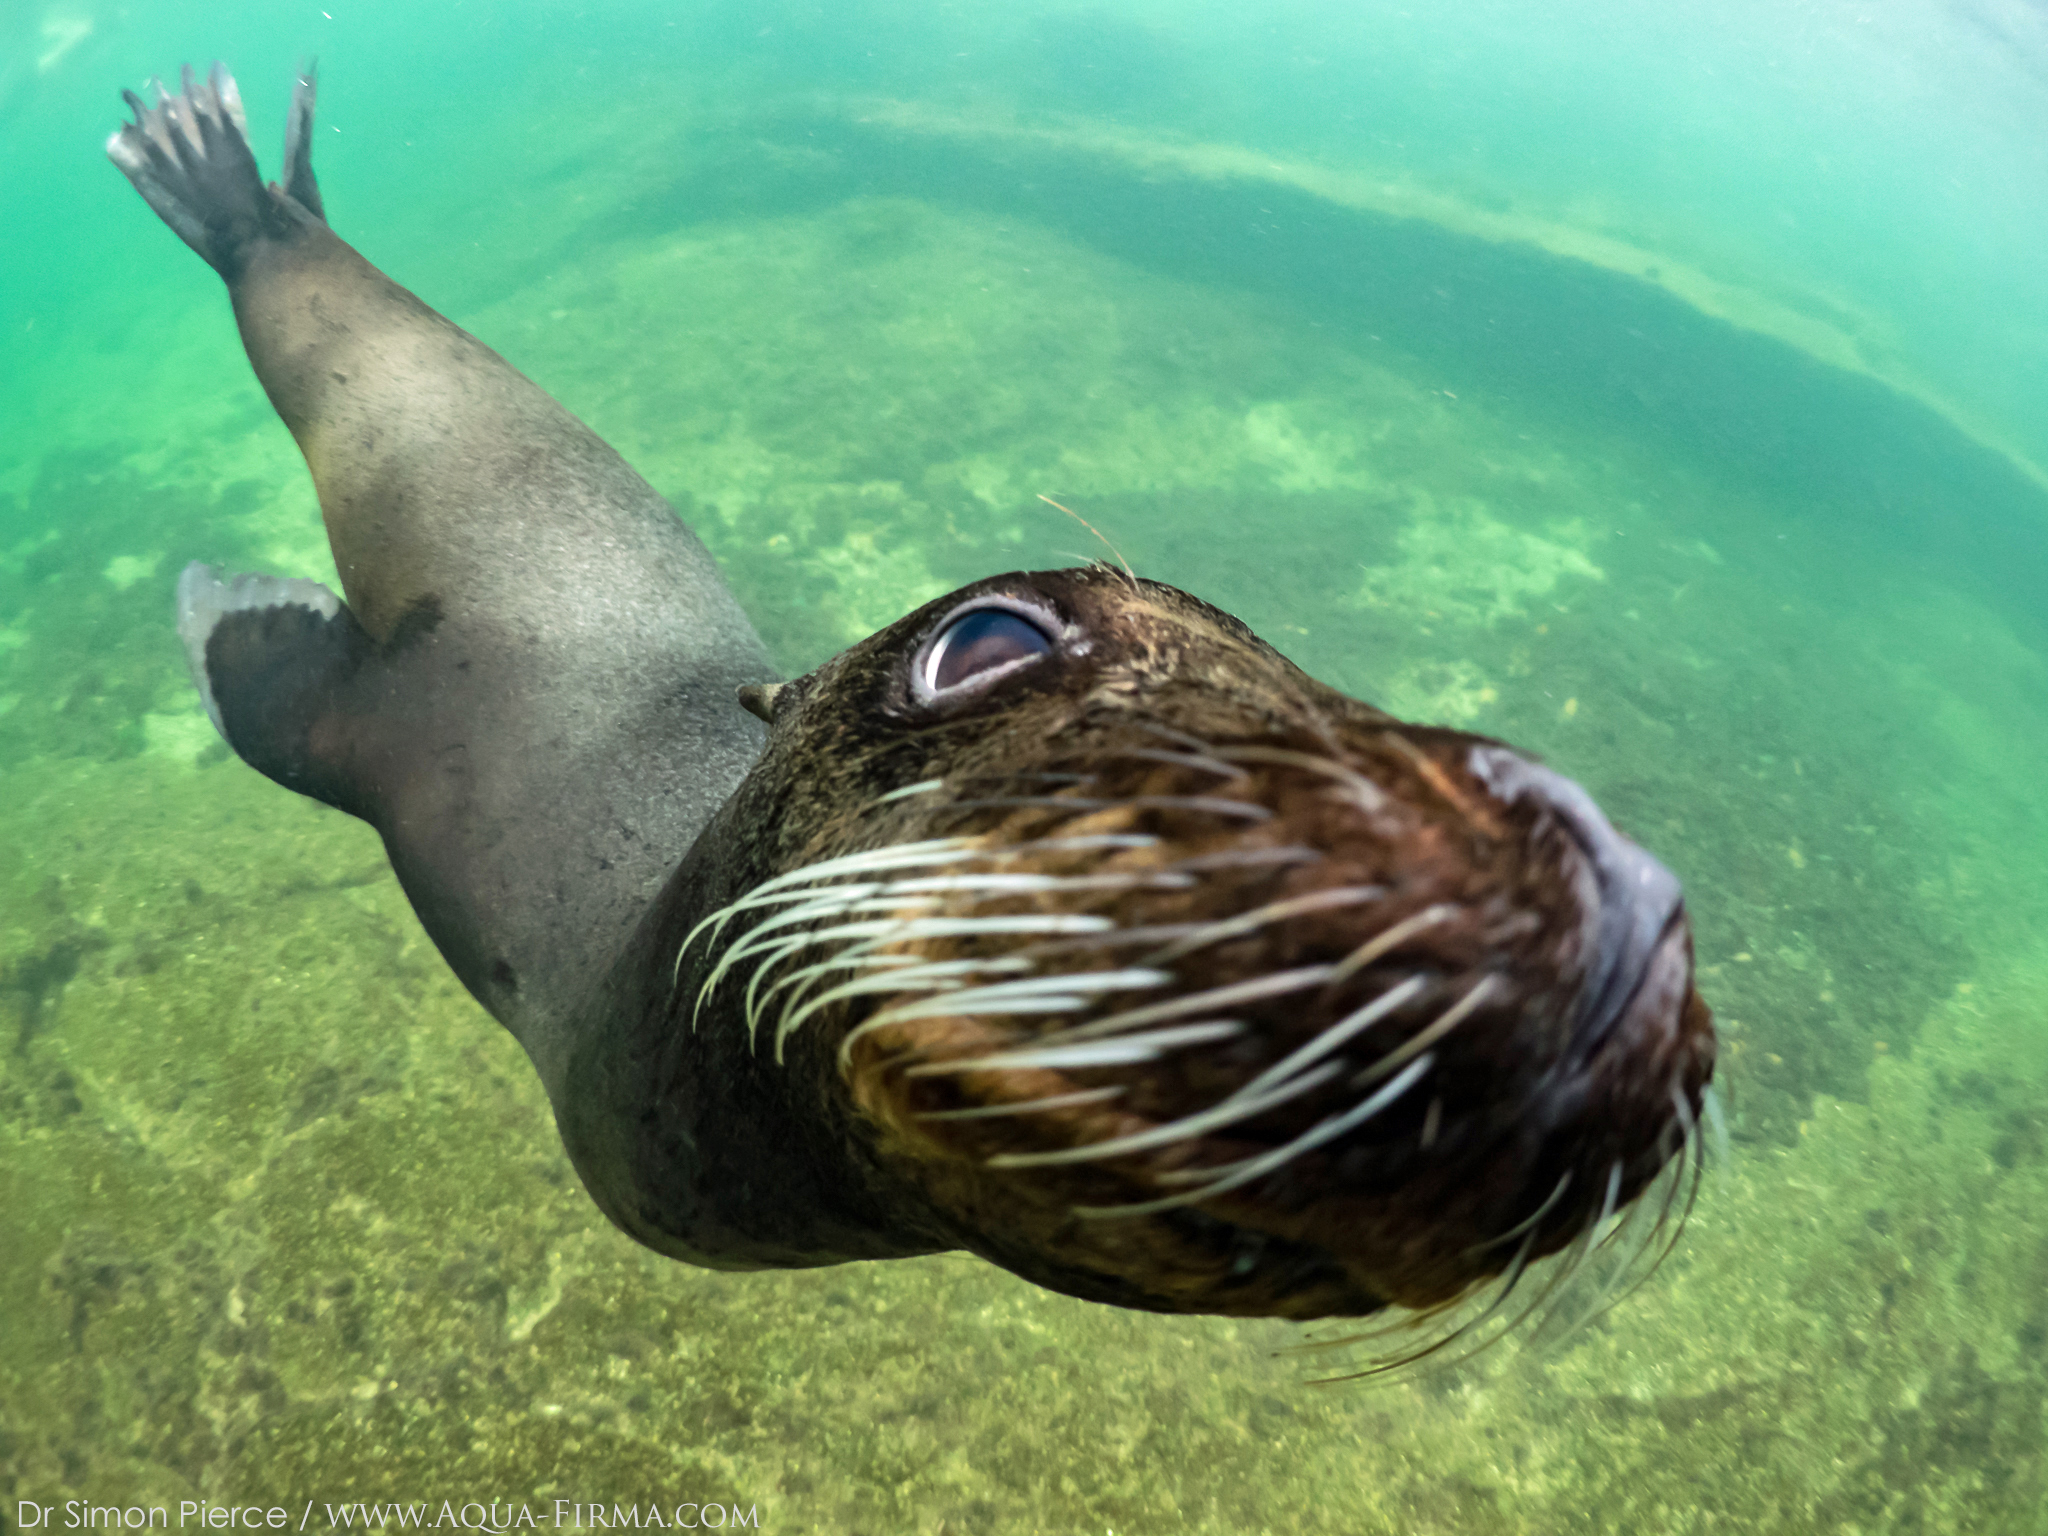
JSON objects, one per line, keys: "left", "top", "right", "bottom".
{"left": 177, "top": 561, "right": 378, "bottom": 818}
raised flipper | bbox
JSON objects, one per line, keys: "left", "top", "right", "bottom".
{"left": 106, "top": 63, "right": 317, "bottom": 278}
{"left": 110, "top": 68, "right": 775, "bottom": 1101}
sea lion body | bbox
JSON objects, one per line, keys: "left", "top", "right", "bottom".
{"left": 110, "top": 67, "right": 1715, "bottom": 1330}
{"left": 118, "top": 67, "right": 771, "bottom": 1097}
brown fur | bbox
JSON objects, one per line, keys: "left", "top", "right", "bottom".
{"left": 657, "top": 568, "right": 1715, "bottom": 1319}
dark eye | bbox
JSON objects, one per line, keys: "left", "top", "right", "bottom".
{"left": 921, "top": 606, "right": 1055, "bottom": 696}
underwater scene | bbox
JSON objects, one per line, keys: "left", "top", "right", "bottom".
{"left": 4, "top": 0, "right": 2048, "bottom": 1530}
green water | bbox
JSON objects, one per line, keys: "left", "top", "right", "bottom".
{"left": 5, "top": 1, "right": 2048, "bottom": 1530}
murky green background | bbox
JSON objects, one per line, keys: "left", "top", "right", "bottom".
{"left": 5, "top": 2, "right": 2047, "bottom": 1530}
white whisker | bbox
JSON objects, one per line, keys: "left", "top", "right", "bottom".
{"left": 677, "top": 831, "right": 1171, "bottom": 987}
{"left": 915, "top": 1085, "right": 1128, "bottom": 1121}
{"left": 749, "top": 953, "right": 1030, "bottom": 1042}
{"left": 831, "top": 963, "right": 1170, "bottom": 1065}
{"left": 1665, "top": 1078, "right": 1697, "bottom": 1163}
{"left": 943, "top": 794, "right": 1274, "bottom": 821}
{"left": 1352, "top": 975, "right": 1500, "bottom": 1089}
{"left": 1211, "top": 742, "right": 1389, "bottom": 813}
{"left": 1343, "top": 1225, "right": 1544, "bottom": 1381}
{"left": 697, "top": 896, "right": 947, "bottom": 1019}
{"left": 1165, "top": 844, "right": 1323, "bottom": 874}
{"left": 707, "top": 837, "right": 981, "bottom": 911}
{"left": 706, "top": 909, "right": 1115, "bottom": 1034}
{"left": 673, "top": 837, "right": 983, "bottom": 980}
{"left": 1009, "top": 923, "right": 1209, "bottom": 957}
{"left": 1531, "top": 1158, "right": 1674, "bottom": 1350}
{"left": 1081, "top": 1053, "right": 1436, "bottom": 1218}
{"left": 884, "top": 870, "right": 1196, "bottom": 898}
{"left": 985, "top": 1060, "right": 1343, "bottom": 1169}
{"left": 749, "top": 955, "right": 1011, "bottom": 1046}
{"left": 1128, "top": 719, "right": 1221, "bottom": 754}
{"left": 855, "top": 968, "right": 1173, "bottom": 1029}
{"left": 1465, "top": 1171, "right": 1573, "bottom": 1255}
{"left": 1310, "top": 1215, "right": 1573, "bottom": 1385}
{"left": 1227, "top": 975, "right": 1427, "bottom": 1106}
{"left": 1037, "top": 966, "right": 1338, "bottom": 1045}
{"left": 1113, "top": 745, "right": 1248, "bottom": 781}
{"left": 1701, "top": 1082, "right": 1731, "bottom": 1170}
{"left": 738, "top": 920, "right": 1114, "bottom": 1058}
{"left": 1325, "top": 903, "right": 1458, "bottom": 988}
{"left": 909, "top": 1020, "right": 1246, "bottom": 1075}
{"left": 744, "top": 949, "right": 930, "bottom": 1039}
{"left": 1594, "top": 1160, "right": 1623, "bottom": 1234}
{"left": 866, "top": 777, "right": 948, "bottom": 808}
{"left": 1144, "top": 885, "right": 1385, "bottom": 965}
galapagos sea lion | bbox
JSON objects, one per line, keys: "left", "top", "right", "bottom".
{"left": 109, "top": 65, "right": 1715, "bottom": 1333}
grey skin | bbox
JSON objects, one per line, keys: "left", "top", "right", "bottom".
{"left": 110, "top": 67, "right": 772, "bottom": 1106}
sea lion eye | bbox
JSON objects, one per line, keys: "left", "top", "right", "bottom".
{"left": 920, "top": 605, "right": 1055, "bottom": 697}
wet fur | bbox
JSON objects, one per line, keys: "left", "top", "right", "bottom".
{"left": 566, "top": 571, "right": 1715, "bottom": 1321}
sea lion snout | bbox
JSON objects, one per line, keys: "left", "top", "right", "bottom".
{"left": 1466, "top": 744, "right": 1688, "bottom": 1055}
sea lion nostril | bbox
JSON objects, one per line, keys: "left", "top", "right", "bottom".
{"left": 1465, "top": 745, "right": 1686, "bottom": 1048}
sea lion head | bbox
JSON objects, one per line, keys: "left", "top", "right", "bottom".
{"left": 667, "top": 566, "right": 1715, "bottom": 1328}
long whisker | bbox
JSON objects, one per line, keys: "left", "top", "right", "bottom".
{"left": 1080, "top": 1053, "right": 1437, "bottom": 1219}
{"left": 941, "top": 794, "right": 1274, "bottom": 822}
{"left": 1352, "top": 975, "right": 1501, "bottom": 1089}
{"left": 1465, "top": 1171, "right": 1573, "bottom": 1255}
{"left": 1164, "top": 845, "right": 1323, "bottom": 875}
{"left": 1033, "top": 966, "right": 1338, "bottom": 1045}
{"left": 698, "top": 896, "right": 948, "bottom": 1021}
{"left": 1006, "top": 924, "right": 1211, "bottom": 959}
{"left": 744, "top": 949, "right": 935, "bottom": 1040}
{"left": 673, "top": 837, "right": 982, "bottom": 983}
{"left": 833, "top": 966, "right": 1173, "bottom": 1066}
{"left": 1142, "top": 885, "right": 1385, "bottom": 965}
{"left": 710, "top": 910, "right": 1118, "bottom": 1036}
{"left": 861, "top": 777, "right": 948, "bottom": 811}
{"left": 1295, "top": 1223, "right": 1545, "bottom": 1383}
{"left": 684, "top": 829, "right": 1174, "bottom": 1013}
{"left": 1127, "top": 718, "right": 1222, "bottom": 754}
{"left": 1210, "top": 743, "right": 1389, "bottom": 814}
{"left": 697, "top": 894, "right": 940, "bottom": 1020}
{"left": 679, "top": 830, "right": 1167, "bottom": 983}
{"left": 1308, "top": 1172, "right": 1619, "bottom": 1384}
{"left": 1324, "top": 903, "right": 1458, "bottom": 989}
{"left": 1111, "top": 745, "right": 1249, "bottom": 781}
{"left": 1227, "top": 974, "right": 1428, "bottom": 1104}
{"left": 1701, "top": 1082, "right": 1731, "bottom": 1169}
{"left": 732, "top": 862, "right": 1184, "bottom": 1034}
{"left": 909, "top": 1020, "right": 1246, "bottom": 1075}
{"left": 914, "top": 1085, "right": 1128, "bottom": 1122}
{"left": 985, "top": 1060, "right": 1344, "bottom": 1170}
{"left": 748, "top": 955, "right": 1007, "bottom": 1046}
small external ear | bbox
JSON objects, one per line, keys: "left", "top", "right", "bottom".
{"left": 736, "top": 682, "right": 784, "bottom": 723}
